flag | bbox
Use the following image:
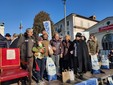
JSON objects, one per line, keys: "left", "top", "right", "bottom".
{"left": 19, "top": 22, "right": 23, "bottom": 29}
{"left": 43, "top": 21, "right": 52, "bottom": 40}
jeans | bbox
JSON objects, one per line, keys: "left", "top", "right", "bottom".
{"left": 36, "top": 58, "right": 45, "bottom": 80}
{"left": 51, "top": 55, "right": 60, "bottom": 74}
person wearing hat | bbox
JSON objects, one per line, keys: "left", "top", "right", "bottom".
{"left": 5, "top": 33, "right": 11, "bottom": 48}
{"left": 72, "top": 32, "right": 89, "bottom": 80}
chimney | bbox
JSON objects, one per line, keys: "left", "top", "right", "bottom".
{"left": 89, "top": 15, "right": 96, "bottom": 20}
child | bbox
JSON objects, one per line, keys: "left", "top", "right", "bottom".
{"left": 32, "top": 37, "right": 45, "bottom": 83}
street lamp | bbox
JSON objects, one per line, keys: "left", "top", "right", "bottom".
{"left": 62, "top": 0, "right": 67, "bottom": 35}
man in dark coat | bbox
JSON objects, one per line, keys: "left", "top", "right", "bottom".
{"left": 10, "top": 33, "right": 19, "bottom": 48}
{"left": 17, "top": 28, "right": 35, "bottom": 85}
{"left": 72, "top": 32, "right": 89, "bottom": 80}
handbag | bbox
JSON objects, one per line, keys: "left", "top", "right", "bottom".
{"left": 62, "top": 70, "right": 75, "bottom": 83}
{"left": 48, "top": 45, "right": 54, "bottom": 55}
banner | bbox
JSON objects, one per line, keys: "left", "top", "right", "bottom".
{"left": 99, "top": 24, "right": 113, "bottom": 32}
{"left": 43, "top": 21, "right": 52, "bottom": 40}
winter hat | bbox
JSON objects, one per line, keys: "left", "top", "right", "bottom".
{"left": 76, "top": 32, "right": 82, "bottom": 37}
{"left": 37, "top": 36, "right": 43, "bottom": 41}
{"left": 5, "top": 33, "right": 11, "bottom": 37}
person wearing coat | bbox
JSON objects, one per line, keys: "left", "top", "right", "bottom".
{"left": 87, "top": 34, "right": 99, "bottom": 56}
{"left": 50, "top": 32, "right": 62, "bottom": 76}
{"left": 87, "top": 34, "right": 100, "bottom": 73}
{"left": 72, "top": 32, "right": 89, "bottom": 80}
{"left": 17, "top": 28, "right": 35, "bottom": 85}
{"left": 10, "top": 33, "right": 19, "bottom": 48}
{"left": 61, "top": 35, "right": 73, "bottom": 70}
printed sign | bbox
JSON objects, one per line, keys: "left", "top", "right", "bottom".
{"left": 7, "top": 50, "right": 15, "bottom": 60}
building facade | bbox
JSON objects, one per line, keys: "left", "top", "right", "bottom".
{"left": 86, "top": 16, "right": 113, "bottom": 50}
{"left": 54, "top": 13, "right": 98, "bottom": 40}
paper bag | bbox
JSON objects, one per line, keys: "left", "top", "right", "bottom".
{"left": 48, "top": 45, "right": 53, "bottom": 55}
{"left": 62, "top": 70, "right": 74, "bottom": 83}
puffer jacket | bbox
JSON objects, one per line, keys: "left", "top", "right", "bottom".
{"left": 50, "top": 38, "right": 62, "bottom": 55}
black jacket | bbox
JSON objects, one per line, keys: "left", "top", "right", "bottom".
{"left": 73, "top": 39, "right": 89, "bottom": 73}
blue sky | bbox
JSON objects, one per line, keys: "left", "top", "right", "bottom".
{"left": 0, "top": 0, "right": 113, "bottom": 36}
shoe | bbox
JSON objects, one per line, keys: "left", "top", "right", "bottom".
{"left": 36, "top": 82, "right": 41, "bottom": 85}
{"left": 57, "top": 73, "right": 61, "bottom": 76}
{"left": 100, "top": 70, "right": 105, "bottom": 74}
{"left": 78, "top": 75, "right": 86, "bottom": 80}
{"left": 75, "top": 74, "right": 79, "bottom": 78}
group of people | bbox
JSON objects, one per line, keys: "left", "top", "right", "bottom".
{"left": 0, "top": 28, "right": 100, "bottom": 85}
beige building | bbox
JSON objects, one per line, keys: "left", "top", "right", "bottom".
{"left": 54, "top": 13, "right": 99, "bottom": 40}
{"left": 86, "top": 16, "right": 113, "bottom": 50}
{"left": 0, "top": 23, "right": 5, "bottom": 36}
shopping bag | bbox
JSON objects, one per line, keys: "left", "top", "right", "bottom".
{"left": 69, "top": 70, "right": 75, "bottom": 81}
{"left": 101, "top": 55, "right": 109, "bottom": 69}
{"left": 108, "top": 77, "right": 113, "bottom": 85}
{"left": 75, "top": 81, "right": 86, "bottom": 85}
{"left": 86, "top": 78, "right": 98, "bottom": 85}
{"left": 91, "top": 54, "right": 100, "bottom": 74}
{"left": 62, "top": 70, "right": 75, "bottom": 83}
{"left": 75, "top": 78, "right": 98, "bottom": 85}
{"left": 48, "top": 74, "right": 57, "bottom": 81}
{"left": 46, "top": 57, "right": 57, "bottom": 81}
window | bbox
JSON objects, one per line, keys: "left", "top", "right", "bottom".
{"left": 60, "top": 24, "right": 62, "bottom": 28}
{"left": 67, "top": 21, "right": 69, "bottom": 26}
{"left": 67, "top": 31, "right": 70, "bottom": 35}
{"left": 102, "top": 33, "right": 113, "bottom": 50}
